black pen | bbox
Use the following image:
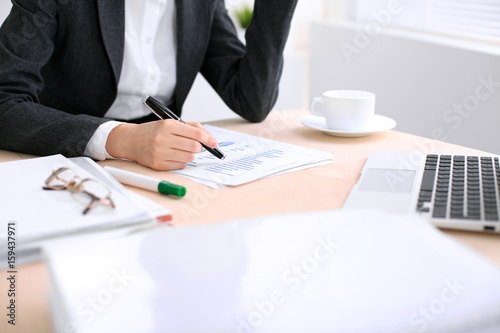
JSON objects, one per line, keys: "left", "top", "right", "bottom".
{"left": 143, "top": 96, "right": 225, "bottom": 160}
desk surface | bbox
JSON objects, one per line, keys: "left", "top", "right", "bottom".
{"left": 1, "top": 109, "right": 499, "bottom": 333}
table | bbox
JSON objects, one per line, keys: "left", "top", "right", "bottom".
{"left": 1, "top": 109, "right": 499, "bottom": 333}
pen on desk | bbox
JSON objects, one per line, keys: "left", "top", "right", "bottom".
{"left": 104, "top": 166, "right": 186, "bottom": 197}
{"left": 143, "top": 96, "right": 225, "bottom": 160}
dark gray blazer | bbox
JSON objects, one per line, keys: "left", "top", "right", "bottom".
{"left": 0, "top": 0, "right": 297, "bottom": 157}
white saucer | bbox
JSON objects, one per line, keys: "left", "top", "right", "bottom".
{"left": 301, "top": 114, "right": 396, "bottom": 138}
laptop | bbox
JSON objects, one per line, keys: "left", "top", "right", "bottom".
{"left": 344, "top": 151, "right": 500, "bottom": 233}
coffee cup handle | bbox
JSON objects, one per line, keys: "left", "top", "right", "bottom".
{"left": 310, "top": 97, "right": 324, "bottom": 116}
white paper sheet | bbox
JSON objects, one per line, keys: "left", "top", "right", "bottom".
{"left": 172, "top": 125, "right": 333, "bottom": 187}
{"left": 0, "top": 155, "right": 153, "bottom": 244}
{"left": 45, "top": 209, "right": 500, "bottom": 333}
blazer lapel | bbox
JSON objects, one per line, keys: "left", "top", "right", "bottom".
{"left": 97, "top": 0, "right": 125, "bottom": 84}
{"left": 174, "top": 0, "right": 212, "bottom": 112}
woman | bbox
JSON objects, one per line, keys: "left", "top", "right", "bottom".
{"left": 0, "top": 0, "right": 298, "bottom": 170}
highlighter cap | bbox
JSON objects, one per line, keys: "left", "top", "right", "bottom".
{"left": 158, "top": 181, "right": 186, "bottom": 197}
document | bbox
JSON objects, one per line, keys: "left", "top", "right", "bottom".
{"left": 173, "top": 125, "right": 333, "bottom": 187}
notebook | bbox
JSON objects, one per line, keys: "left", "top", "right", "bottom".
{"left": 0, "top": 154, "right": 171, "bottom": 267}
{"left": 44, "top": 209, "right": 500, "bottom": 333}
{"left": 344, "top": 151, "right": 500, "bottom": 233}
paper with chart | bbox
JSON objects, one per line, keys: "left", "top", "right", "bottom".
{"left": 172, "top": 125, "right": 333, "bottom": 186}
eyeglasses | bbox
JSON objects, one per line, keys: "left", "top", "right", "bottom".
{"left": 43, "top": 167, "right": 115, "bottom": 215}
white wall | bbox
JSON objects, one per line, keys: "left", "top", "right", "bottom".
{"left": 183, "top": 0, "right": 322, "bottom": 122}
{"left": 309, "top": 21, "right": 500, "bottom": 154}
{"left": 182, "top": 51, "right": 307, "bottom": 123}
{"left": 0, "top": 1, "right": 11, "bottom": 24}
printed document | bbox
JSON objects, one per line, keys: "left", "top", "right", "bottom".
{"left": 173, "top": 125, "right": 333, "bottom": 187}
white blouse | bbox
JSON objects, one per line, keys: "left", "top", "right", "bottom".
{"left": 85, "top": 0, "right": 177, "bottom": 160}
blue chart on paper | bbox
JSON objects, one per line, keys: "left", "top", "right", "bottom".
{"left": 187, "top": 144, "right": 285, "bottom": 177}
{"left": 187, "top": 142, "right": 239, "bottom": 167}
{"left": 206, "top": 149, "right": 284, "bottom": 176}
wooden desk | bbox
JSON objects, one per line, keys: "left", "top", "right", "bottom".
{"left": 1, "top": 109, "right": 499, "bottom": 333}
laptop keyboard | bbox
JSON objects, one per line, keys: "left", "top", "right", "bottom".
{"left": 416, "top": 154, "right": 500, "bottom": 221}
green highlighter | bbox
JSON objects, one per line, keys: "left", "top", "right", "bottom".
{"left": 104, "top": 166, "right": 186, "bottom": 197}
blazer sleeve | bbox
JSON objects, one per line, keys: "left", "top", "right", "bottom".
{"left": 200, "top": 0, "right": 298, "bottom": 123}
{"left": 0, "top": 0, "right": 108, "bottom": 157}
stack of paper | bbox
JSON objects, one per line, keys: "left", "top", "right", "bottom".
{"left": 0, "top": 155, "right": 170, "bottom": 266}
{"left": 45, "top": 209, "right": 500, "bottom": 333}
{"left": 172, "top": 125, "right": 333, "bottom": 187}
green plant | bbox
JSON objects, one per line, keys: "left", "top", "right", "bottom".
{"left": 234, "top": 4, "right": 253, "bottom": 29}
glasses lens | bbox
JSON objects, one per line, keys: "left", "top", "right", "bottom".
{"left": 46, "top": 168, "right": 77, "bottom": 189}
{"left": 44, "top": 167, "right": 116, "bottom": 215}
{"left": 71, "top": 179, "right": 114, "bottom": 213}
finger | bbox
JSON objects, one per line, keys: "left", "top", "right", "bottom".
{"left": 163, "top": 161, "right": 188, "bottom": 171}
{"left": 187, "top": 122, "right": 216, "bottom": 141}
{"left": 164, "top": 146, "right": 197, "bottom": 162}
{"left": 167, "top": 121, "right": 218, "bottom": 148}
{"left": 149, "top": 160, "right": 188, "bottom": 171}
{"left": 187, "top": 122, "right": 207, "bottom": 131}
{"left": 167, "top": 135, "right": 203, "bottom": 153}
{"left": 145, "top": 147, "right": 194, "bottom": 171}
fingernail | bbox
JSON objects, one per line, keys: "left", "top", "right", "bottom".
{"left": 212, "top": 139, "right": 218, "bottom": 148}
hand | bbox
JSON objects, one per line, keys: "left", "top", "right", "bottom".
{"left": 105, "top": 120, "right": 218, "bottom": 170}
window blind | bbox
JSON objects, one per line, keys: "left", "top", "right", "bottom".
{"left": 351, "top": 0, "right": 500, "bottom": 42}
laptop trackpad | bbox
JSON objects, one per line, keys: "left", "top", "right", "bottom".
{"left": 358, "top": 168, "right": 416, "bottom": 193}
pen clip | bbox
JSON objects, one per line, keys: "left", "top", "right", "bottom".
{"left": 144, "top": 96, "right": 184, "bottom": 123}
{"left": 143, "top": 102, "right": 164, "bottom": 120}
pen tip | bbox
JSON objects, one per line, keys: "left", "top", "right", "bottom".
{"left": 143, "top": 96, "right": 149, "bottom": 104}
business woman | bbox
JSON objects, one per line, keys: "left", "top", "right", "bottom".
{"left": 0, "top": 0, "right": 298, "bottom": 170}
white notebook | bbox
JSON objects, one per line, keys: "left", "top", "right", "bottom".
{"left": 0, "top": 155, "right": 170, "bottom": 267}
{"left": 0, "top": 155, "right": 156, "bottom": 243}
{"left": 45, "top": 209, "right": 500, "bottom": 333}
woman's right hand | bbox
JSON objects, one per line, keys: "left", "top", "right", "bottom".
{"left": 105, "top": 119, "right": 219, "bottom": 170}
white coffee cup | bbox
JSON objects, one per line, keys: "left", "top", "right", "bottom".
{"left": 310, "top": 90, "right": 375, "bottom": 131}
